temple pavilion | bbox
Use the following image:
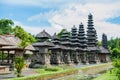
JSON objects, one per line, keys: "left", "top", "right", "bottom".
{"left": 0, "top": 35, "right": 34, "bottom": 66}
{"left": 30, "top": 14, "right": 110, "bottom": 68}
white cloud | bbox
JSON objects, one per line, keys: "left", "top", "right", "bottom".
{"left": 9, "top": 0, "right": 120, "bottom": 40}
{"left": 49, "top": 2, "right": 120, "bottom": 40}
{"left": 0, "top": 0, "right": 83, "bottom": 8}
{"left": 14, "top": 20, "right": 60, "bottom": 36}
{"left": 28, "top": 10, "right": 57, "bottom": 22}
{"left": 1, "top": 0, "right": 120, "bottom": 8}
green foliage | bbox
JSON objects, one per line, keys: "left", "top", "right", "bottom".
{"left": 57, "top": 29, "right": 70, "bottom": 38}
{"left": 108, "top": 58, "right": 120, "bottom": 80}
{"left": 13, "top": 26, "right": 35, "bottom": 48}
{"left": 112, "top": 58, "right": 120, "bottom": 68}
{"left": 0, "top": 51, "right": 8, "bottom": 59}
{"left": 15, "top": 56, "right": 26, "bottom": 77}
{"left": 0, "top": 19, "right": 14, "bottom": 34}
{"left": 57, "top": 29, "right": 66, "bottom": 38}
{"left": 93, "top": 72, "right": 119, "bottom": 80}
{"left": 0, "top": 29, "right": 2, "bottom": 34}
{"left": 111, "top": 48, "right": 120, "bottom": 59}
{"left": 108, "top": 37, "right": 120, "bottom": 50}
{"left": 97, "top": 41, "right": 102, "bottom": 47}
{"left": 108, "top": 37, "right": 120, "bottom": 59}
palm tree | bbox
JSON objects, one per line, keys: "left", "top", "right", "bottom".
{"left": 15, "top": 56, "right": 26, "bottom": 77}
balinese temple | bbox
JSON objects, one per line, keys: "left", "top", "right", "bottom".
{"left": 0, "top": 35, "right": 34, "bottom": 66}
{"left": 30, "top": 13, "right": 111, "bottom": 67}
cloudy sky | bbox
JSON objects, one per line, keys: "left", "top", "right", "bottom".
{"left": 0, "top": 0, "right": 120, "bottom": 40}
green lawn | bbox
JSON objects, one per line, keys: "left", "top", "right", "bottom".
{"left": 93, "top": 71, "right": 119, "bottom": 80}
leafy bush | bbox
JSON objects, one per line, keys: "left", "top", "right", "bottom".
{"left": 109, "top": 58, "right": 120, "bottom": 79}
{"left": 45, "top": 67, "right": 60, "bottom": 71}
{"left": 112, "top": 58, "right": 120, "bottom": 68}
{"left": 0, "top": 52, "right": 9, "bottom": 59}
{"left": 14, "top": 56, "right": 26, "bottom": 77}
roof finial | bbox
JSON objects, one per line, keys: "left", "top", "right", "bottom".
{"left": 43, "top": 29, "right": 45, "bottom": 32}
{"left": 80, "top": 22, "right": 83, "bottom": 25}
{"left": 89, "top": 13, "right": 92, "bottom": 16}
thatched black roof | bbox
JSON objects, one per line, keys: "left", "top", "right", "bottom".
{"left": 0, "top": 35, "right": 20, "bottom": 46}
{"left": 0, "top": 35, "right": 35, "bottom": 51}
{"left": 52, "top": 33, "right": 59, "bottom": 39}
{"left": 36, "top": 30, "right": 51, "bottom": 39}
{"left": 99, "top": 46, "right": 110, "bottom": 54}
{"left": 33, "top": 41, "right": 54, "bottom": 47}
{"left": 87, "top": 46, "right": 99, "bottom": 51}
{"left": 75, "top": 47, "right": 86, "bottom": 51}
{"left": 49, "top": 45, "right": 62, "bottom": 50}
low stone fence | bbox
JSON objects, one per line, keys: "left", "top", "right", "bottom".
{"left": 0, "top": 66, "right": 10, "bottom": 74}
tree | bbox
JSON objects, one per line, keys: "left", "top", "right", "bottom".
{"left": 111, "top": 48, "right": 120, "bottom": 59}
{"left": 57, "top": 29, "right": 70, "bottom": 38}
{"left": 110, "top": 58, "right": 120, "bottom": 79}
{"left": 97, "top": 41, "right": 102, "bottom": 47}
{"left": 0, "top": 19, "right": 14, "bottom": 34}
{"left": 13, "top": 26, "right": 35, "bottom": 49}
{"left": 108, "top": 38, "right": 120, "bottom": 59}
{"left": 15, "top": 56, "right": 26, "bottom": 77}
{"left": 108, "top": 37, "right": 120, "bottom": 50}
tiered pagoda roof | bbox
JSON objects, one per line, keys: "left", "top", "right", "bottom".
{"left": 71, "top": 25, "right": 80, "bottom": 48}
{"left": 49, "top": 33, "right": 62, "bottom": 50}
{"left": 52, "top": 33, "right": 60, "bottom": 45}
{"left": 33, "top": 41, "right": 54, "bottom": 47}
{"left": 99, "top": 46, "right": 109, "bottom": 54}
{"left": 36, "top": 30, "right": 51, "bottom": 41}
{"left": 102, "top": 33, "right": 108, "bottom": 49}
{"left": 61, "top": 30, "right": 72, "bottom": 50}
{"left": 33, "top": 30, "right": 54, "bottom": 47}
{"left": 78, "top": 23, "right": 87, "bottom": 50}
{"left": 87, "top": 13, "right": 97, "bottom": 47}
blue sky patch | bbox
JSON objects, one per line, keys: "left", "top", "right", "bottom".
{"left": 107, "top": 16, "right": 120, "bottom": 24}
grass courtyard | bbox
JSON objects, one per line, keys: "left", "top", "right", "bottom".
{"left": 93, "top": 72, "right": 119, "bottom": 80}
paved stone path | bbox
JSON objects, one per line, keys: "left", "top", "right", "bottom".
{"left": 0, "top": 69, "right": 38, "bottom": 80}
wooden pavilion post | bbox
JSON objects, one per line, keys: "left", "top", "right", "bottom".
{"left": 12, "top": 50, "right": 16, "bottom": 63}
{"left": 1, "top": 50, "right": 4, "bottom": 63}
{"left": 11, "top": 53, "right": 14, "bottom": 63}
{"left": 7, "top": 50, "right": 10, "bottom": 63}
